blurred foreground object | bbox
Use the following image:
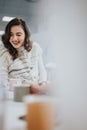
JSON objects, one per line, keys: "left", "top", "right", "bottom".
{"left": 23, "top": 95, "right": 57, "bottom": 130}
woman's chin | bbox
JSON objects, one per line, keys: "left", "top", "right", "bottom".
{"left": 13, "top": 45, "right": 21, "bottom": 49}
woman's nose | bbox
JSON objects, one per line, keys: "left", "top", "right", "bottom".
{"left": 12, "top": 35, "right": 18, "bottom": 41}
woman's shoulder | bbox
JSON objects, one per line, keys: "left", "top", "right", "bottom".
{"left": 32, "top": 41, "right": 42, "bottom": 54}
{"left": 0, "top": 42, "right": 10, "bottom": 57}
{"left": 0, "top": 43, "right": 7, "bottom": 54}
{"left": 0, "top": 43, "right": 12, "bottom": 65}
{"left": 32, "top": 41, "right": 40, "bottom": 48}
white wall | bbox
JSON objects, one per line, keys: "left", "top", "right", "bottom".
{"left": 32, "top": 0, "right": 87, "bottom": 130}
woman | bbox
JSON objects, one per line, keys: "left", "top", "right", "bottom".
{"left": 0, "top": 17, "right": 47, "bottom": 94}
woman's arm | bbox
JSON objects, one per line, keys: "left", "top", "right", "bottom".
{"left": 30, "top": 44, "right": 47, "bottom": 94}
{"left": 29, "top": 82, "right": 47, "bottom": 94}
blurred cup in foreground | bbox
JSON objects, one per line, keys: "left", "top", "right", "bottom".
{"left": 23, "top": 95, "right": 57, "bottom": 130}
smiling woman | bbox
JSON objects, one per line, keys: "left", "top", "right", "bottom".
{"left": 0, "top": 17, "right": 47, "bottom": 95}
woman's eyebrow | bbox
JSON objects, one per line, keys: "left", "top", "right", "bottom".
{"left": 16, "top": 32, "right": 23, "bottom": 34}
{"left": 10, "top": 32, "right": 23, "bottom": 34}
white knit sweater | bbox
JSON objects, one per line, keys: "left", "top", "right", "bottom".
{"left": 0, "top": 42, "right": 47, "bottom": 85}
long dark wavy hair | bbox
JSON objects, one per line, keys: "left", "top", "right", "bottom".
{"left": 2, "top": 17, "right": 32, "bottom": 60}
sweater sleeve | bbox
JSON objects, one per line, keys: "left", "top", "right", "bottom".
{"left": 37, "top": 44, "right": 47, "bottom": 84}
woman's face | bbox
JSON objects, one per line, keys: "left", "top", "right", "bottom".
{"left": 9, "top": 25, "right": 25, "bottom": 48}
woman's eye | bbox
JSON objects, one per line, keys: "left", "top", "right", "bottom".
{"left": 17, "top": 33, "right": 22, "bottom": 36}
{"left": 17, "top": 34, "right": 21, "bottom": 36}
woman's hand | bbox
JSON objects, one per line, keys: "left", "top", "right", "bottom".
{"left": 29, "top": 82, "right": 47, "bottom": 94}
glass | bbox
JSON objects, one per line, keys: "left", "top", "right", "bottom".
{"left": 23, "top": 95, "right": 57, "bottom": 130}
